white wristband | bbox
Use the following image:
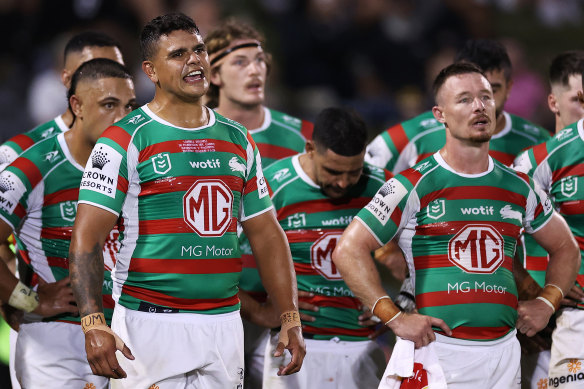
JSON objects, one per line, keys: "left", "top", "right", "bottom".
{"left": 545, "top": 284, "right": 565, "bottom": 299}
{"left": 371, "top": 296, "right": 391, "bottom": 316}
{"left": 384, "top": 311, "right": 402, "bottom": 326}
{"left": 8, "top": 281, "right": 39, "bottom": 313}
{"left": 536, "top": 296, "right": 555, "bottom": 312}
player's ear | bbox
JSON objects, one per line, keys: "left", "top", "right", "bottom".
{"left": 61, "top": 69, "right": 72, "bottom": 89}
{"left": 142, "top": 61, "right": 158, "bottom": 83}
{"left": 69, "top": 95, "right": 83, "bottom": 118}
{"left": 548, "top": 93, "right": 559, "bottom": 115}
{"left": 210, "top": 66, "right": 222, "bottom": 87}
{"left": 305, "top": 140, "right": 316, "bottom": 155}
{"left": 432, "top": 106, "right": 446, "bottom": 124}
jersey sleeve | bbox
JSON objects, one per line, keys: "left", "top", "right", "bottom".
{"left": 78, "top": 126, "right": 131, "bottom": 216}
{"left": 523, "top": 176, "right": 554, "bottom": 234}
{"left": 354, "top": 176, "right": 412, "bottom": 245}
{"left": 239, "top": 135, "right": 273, "bottom": 221}
{"left": 0, "top": 157, "right": 39, "bottom": 229}
{"left": 365, "top": 132, "right": 394, "bottom": 171}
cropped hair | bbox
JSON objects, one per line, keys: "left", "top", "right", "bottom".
{"left": 455, "top": 39, "right": 512, "bottom": 82}
{"left": 549, "top": 51, "right": 584, "bottom": 88}
{"left": 313, "top": 107, "right": 367, "bottom": 157}
{"left": 64, "top": 31, "right": 121, "bottom": 62}
{"left": 140, "top": 12, "right": 200, "bottom": 61}
{"left": 432, "top": 62, "right": 487, "bottom": 102}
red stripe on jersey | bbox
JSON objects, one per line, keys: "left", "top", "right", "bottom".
{"left": 139, "top": 139, "right": 246, "bottom": 163}
{"left": 139, "top": 217, "right": 237, "bottom": 235}
{"left": 577, "top": 275, "right": 584, "bottom": 288}
{"left": 437, "top": 326, "right": 512, "bottom": 340}
{"left": 9, "top": 134, "right": 35, "bottom": 151}
{"left": 532, "top": 143, "right": 549, "bottom": 166}
{"left": 301, "top": 120, "right": 314, "bottom": 140}
{"left": 400, "top": 167, "right": 423, "bottom": 187}
{"left": 128, "top": 257, "right": 242, "bottom": 274}
{"left": 139, "top": 175, "right": 244, "bottom": 197}
{"left": 246, "top": 131, "right": 257, "bottom": 149}
{"left": 293, "top": 262, "right": 318, "bottom": 276}
{"left": 525, "top": 255, "right": 548, "bottom": 271}
{"left": 387, "top": 124, "right": 409, "bottom": 153}
{"left": 415, "top": 254, "right": 513, "bottom": 273}
{"left": 560, "top": 200, "right": 584, "bottom": 215}
{"left": 390, "top": 204, "right": 403, "bottom": 227}
{"left": 514, "top": 171, "right": 531, "bottom": 185}
{"left": 47, "top": 257, "right": 68, "bottom": 269}
{"left": 11, "top": 157, "right": 43, "bottom": 188}
{"left": 533, "top": 203, "right": 544, "bottom": 219}
{"left": 117, "top": 176, "right": 128, "bottom": 194}
{"left": 103, "top": 295, "right": 115, "bottom": 309}
{"left": 14, "top": 203, "right": 26, "bottom": 219}
{"left": 277, "top": 198, "right": 370, "bottom": 221}
{"left": 415, "top": 152, "right": 433, "bottom": 164}
{"left": 41, "top": 226, "right": 72, "bottom": 240}
{"left": 384, "top": 169, "right": 393, "bottom": 181}
{"left": 552, "top": 163, "right": 584, "bottom": 183}
{"left": 300, "top": 295, "right": 363, "bottom": 310}
{"left": 243, "top": 175, "right": 258, "bottom": 195}
{"left": 420, "top": 186, "right": 526, "bottom": 209}
{"left": 417, "top": 289, "right": 517, "bottom": 309}
{"left": 285, "top": 229, "right": 344, "bottom": 243}
{"left": 44, "top": 188, "right": 78, "bottom": 206}
{"left": 302, "top": 325, "right": 373, "bottom": 338}
{"left": 416, "top": 221, "right": 521, "bottom": 239}
{"left": 102, "top": 126, "right": 132, "bottom": 150}
{"left": 17, "top": 249, "right": 31, "bottom": 265}
{"left": 488, "top": 150, "right": 513, "bottom": 166}
{"left": 242, "top": 254, "right": 257, "bottom": 269}
{"left": 122, "top": 285, "right": 239, "bottom": 310}
{"left": 256, "top": 143, "right": 299, "bottom": 161}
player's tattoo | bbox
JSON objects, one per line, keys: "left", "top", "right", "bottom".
{"left": 70, "top": 243, "right": 104, "bottom": 317}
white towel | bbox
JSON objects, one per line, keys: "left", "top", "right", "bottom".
{"left": 378, "top": 337, "right": 447, "bottom": 389}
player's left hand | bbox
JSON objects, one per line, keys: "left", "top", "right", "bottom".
{"left": 517, "top": 299, "right": 554, "bottom": 337}
{"left": 274, "top": 326, "right": 306, "bottom": 376}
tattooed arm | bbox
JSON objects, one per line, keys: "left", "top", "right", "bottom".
{"left": 69, "top": 203, "right": 133, "bottom": 379}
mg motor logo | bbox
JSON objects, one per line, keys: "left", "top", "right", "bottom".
{"left": 310, "top": 232, "right": 343, "bottom": 280}
{"left": 448, "top": 224, "right": 504, "bottom": 274}
{"left": 183, "top": 179, "right": 233, "bottom": 237}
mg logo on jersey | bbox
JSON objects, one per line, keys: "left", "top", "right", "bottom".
{"left": 183, "top": 179, "right": 233, "bottom": 237}
{"left": 60, "top": 201, "right": 77, "bottom": 222}
{"left": 311, "top": 232, "right": 343, "bottom": 280}
{"left": 152, "top": 153, "right": 171, "bottom": 175}
{"left": 427, "top": 199, "right": 445, "bottom": 220}
{"left": 561, "top": 176, "right": 578, "bottom": 197}
{"left": 448, "top": 224, "right": 504, "bottom": 274}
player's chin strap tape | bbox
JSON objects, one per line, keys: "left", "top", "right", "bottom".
{"left": 8, "top": 281, "right": 38, "bottom": 313}
{"left": 278, "top": 310, "right": 302, "bottom": 347}
{"left": 81, "top": 313, "right": 126, "bottom": 350}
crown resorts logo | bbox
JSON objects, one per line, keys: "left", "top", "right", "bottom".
{"left": 92, "top": 147, "right": 110, "bottom": 170}
{"left": 0, "top": 176, "right": 14, "bottom": 193}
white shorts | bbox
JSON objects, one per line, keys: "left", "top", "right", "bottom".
{"left": 549, "top": 308, "right": 584, "bottom": 388}
{"left": 110, "top": 305, "right": 244, "bottom": 389}
{"left": 14, "top": 321, "right": 108, "bottom": 389}
{"left": 243, "top": 319, "right": 270, "bottom": 389}
{"left": 521, "top": 350, "right": 551, "bottom": 389}
{"left": 9, "top": 328, "right": 21, "bottom": 389}
{"left": 263, "top": 332, "right": 385, "bottom": 389}
{"left": 434, "top": 330, "right": 521, "bottom": 389}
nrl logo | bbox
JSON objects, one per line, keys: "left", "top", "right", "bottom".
{"left": 60, "top": 201, "right": 77, "bottom": 222}
{"left": 41, "top": 127, "right": 55, "bottom": 138}
{"left": 127, "top": 114, "right": 145, "bottom": 125}
{"left": 561, "top": 176, "right": 578, "bottom": 197}
{"left": 427, "top": 199, "right": 446, "bottom": 220}
{"left": 152, "top": 153, "right": 172, "bottom": 175}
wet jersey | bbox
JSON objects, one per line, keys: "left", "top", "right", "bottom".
{"left": 514, "top": 119, "right": 584, "bottom": 307}
{"left": 356, "top": 153, "right": 553, "bottom": 341}
{"left": 366, "top": 111, "right": 551, "bottom": 173}
{"left": 266, "top": 155, "right": 391, "bottom": 340}
{"left": 0, "top": 116, "right": 69, "bottom": 171}
{"left": 239, "top": 108, "right": 313, "bottom": 297}
{"left": 0, "top": 133, "right": 117, "bottom": 324}
{"left": 78, "top": 105, "right": 273, "bottom": 314}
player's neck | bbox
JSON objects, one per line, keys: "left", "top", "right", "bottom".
{"left": 493, "top": 112, "right": 506, "bottom": 134}
{"left": 63, "top": 124, "right": 93, "bottom": 167}
{"left": 148, "top": 94, "right": 209, "bottom": 128}
{"left": 555, "top": 117, "right": 566, "bottom": 134}
{"left": 216, "top": 100, "right": 265, "bottom": 130}
{"left": 61, "top": 109, "right": 75, "bottom": 128}
{"left": 439, "top": 140, "right": 490, "bottom": 174}
{"left": 298, "top": 153, "right": 317, "bottom": 183}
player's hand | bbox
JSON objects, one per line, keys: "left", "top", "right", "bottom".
{"left": 33, "top": 277, "right": 78, "bottom": 317}
{"left": 386, "top": 312, "right": 452, "bottom": 349}
{"left": 85, "top": 329, "right": 134, "bottom": 379}
{"left": 561, "top": 284, "right": 584, "bottom": 307}
{"left": 256, "top": 296, "right": 281, "bottom": 328}
{"left": 274, "top": 326, "right": 306, "bottom": 376}
{"left": 358, "top": 310, "right": 390, "bottom": 340}
{"left": 0, "top": 303, "right": 23, "bottom": 331}
{"left": 517, "top": 299, "right": 554, "bottom": 337}
{"left": 297, "top": 291, "right": 318, "bottom": 323}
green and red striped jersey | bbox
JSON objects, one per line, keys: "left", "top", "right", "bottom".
{"left": 0, "top": 115, "right": 69, "bottom": 171}
{"left": 248, "top": 108, "right": 313, "bottom": 169}
{"left": 357, "top": 152, "right": 553, "bottom": 342}
{"left": 78, "top": 106, "right": 273, "bottom": 314}
{"left": 366, "top": 111, "right": 550, "bottom": 173}
{"left": 0, "top": 133, "right": 116, "bottom": 324}
{"left": 265, "top": 155, "right": 391, "bottom": 340}
{"left": 514, "top": 119, "right": 584, "bottom": 307}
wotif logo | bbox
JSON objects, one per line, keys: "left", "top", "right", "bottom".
{"left": 460, "top": 205, "right": 494, "bottom": 216}
{"left": 311, "top": 232, "right": 343, "bottom": 280}
{"left": 189, "top": 159, "right": 220, "bottom": 169}
{"left": 183, "top": 179, "right": 233, "bottom": 237}
{"left": 448, "top": 224, "right": 504, "bottom": 274}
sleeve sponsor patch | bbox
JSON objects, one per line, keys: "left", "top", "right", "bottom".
{"left": 0, "top": 171, "right": 26, "bottom": 214}
{"left": 512, "top": 152, "right": 532, "bottom": 174}
{"left": 535, "top": 184, "right": 553, "bottom": 215}
{"left": 366, "top": 178, "right": 408, "bottom": 225}
{"left": 80, "top": 144, "right": 123, "bottom": 198}
{"left": 255, "top": 153, "right": 269, "bottom": 199}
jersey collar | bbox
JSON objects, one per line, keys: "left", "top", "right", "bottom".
{"left": 434, "top": 151, "right": 494, "bottom": 178}
{"left": 490, "top": 111, "right": 511, "bottom": 139}
{"left": 292, "top": 154, "right": 319, "bottom": 188}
